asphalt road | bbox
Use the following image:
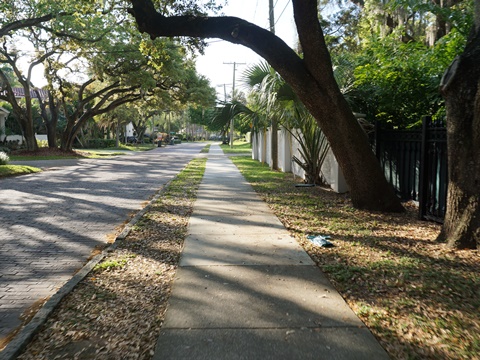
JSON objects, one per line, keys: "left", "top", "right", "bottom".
{"left": 0, "top": 143, "right": 206, "bottom": 349}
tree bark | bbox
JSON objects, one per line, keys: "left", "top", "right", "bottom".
{"left": 60, "top": 114, "right": 78, "bottom": 151}
{"left": 0, "top": 71, "right": 38, "bottom": 151}
{"left": 439, "top": 18, "right": 480, "bottom": 249}
{"left": 128, "top": 0, "right": 403, "bottom": 212}
{"left": 37, "top": 90, "right": 59, "bottom": 148}
{"left": 116, "top": 117, "right": 121, "bottom": 148}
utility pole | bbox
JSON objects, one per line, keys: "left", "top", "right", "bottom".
{"left": 223, "top": 61, "right": 245, "bottom": 148}
{"left": 269, "top": 0, "right": 275, "bottom": 34}
{"left": 216, "top": 84, "right": 231, "bottom": 103}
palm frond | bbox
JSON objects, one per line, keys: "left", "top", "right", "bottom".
{"left": 241, "top": 61, "right": 272, "bottom": 88}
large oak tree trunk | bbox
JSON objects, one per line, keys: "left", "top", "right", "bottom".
{"left": 38, "top": 91, "right": 59, "bottom": 148}
{"left": 60, "top": 115, "right": 79, "bottom": 151}
{"left": 439, "top": 15, "right": 480, "bottom": 249}
{"left": 13, "top": 109, "right": 37, "bottom": 152}
{"left": 128, "top": 0, "right": 403, "bottom": 212}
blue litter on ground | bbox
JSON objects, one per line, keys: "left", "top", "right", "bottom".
{"left": 307, "top": 235, "right": 334, "bottom": 247}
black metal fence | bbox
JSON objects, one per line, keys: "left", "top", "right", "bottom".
{"left": 373, "top": 116, "right": 448, "bottom": 222}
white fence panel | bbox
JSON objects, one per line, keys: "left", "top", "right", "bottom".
{"left": 278, "top": 128, "right": 291, "bottom": 172}
{"left": 251, "top": 127, "right": 348, "bottom": 193}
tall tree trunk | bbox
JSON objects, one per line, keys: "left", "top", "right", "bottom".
{"left": 128, "top": 0, "right": 404, "bottom": 212}
{"left": 22, "top": 90, "right": 38, "bottom": 151}
{"left": 60, "top": 116, "right": 78, "bottom": 151}
{"left": 23, "top": 124, "right": 37, "bottom": 151}
{"left": 46, "top": 118, "right": 58, "bottom": 148}
{"left": 116, "top": 117, "right": 121, "bottom": 148}
{"left": 14, "top": 110, "right": 37, "bottom": 152}
{"left": 45, "top": 121, "right": 57, "bottom": 149}
{"left": 439, "top": 14, "right": 480, "bottom": 249}
{"left": 38, "top": 91, "right": 59, "bottom": 148}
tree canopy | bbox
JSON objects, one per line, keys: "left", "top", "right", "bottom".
{"left": 0, "top": 0, "right": 216, "bottom": 151}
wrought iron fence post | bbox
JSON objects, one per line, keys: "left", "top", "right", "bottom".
{"left": 418, "top": 116, "right": 431, "bottom": 220}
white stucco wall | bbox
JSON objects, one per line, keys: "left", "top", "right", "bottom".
{"left": 0, "top": 107, "right": 9, "bottom": 142}
{"left": 251, "top": 127, "right": 349, "bottom": 194}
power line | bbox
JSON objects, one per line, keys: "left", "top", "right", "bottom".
{"left": 275, "top": 0, "right": 291, "bottom": 26}
{"left": 253, "top": 0, "right": 259, "bottom": 22}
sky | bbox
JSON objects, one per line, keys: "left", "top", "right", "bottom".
{"left": 195, "top": 0, "right": 297, "bottom": 100}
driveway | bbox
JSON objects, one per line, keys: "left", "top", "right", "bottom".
{"left": 0, "top": 143, "right": 206, "bottom": 349}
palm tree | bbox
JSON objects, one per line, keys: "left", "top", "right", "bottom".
{"left": 211, "top": 100, "right": 258, "bottom": 142}
{"left": 242, "top": 62, "right": 330, "bottom": 184}
{"left": 286, "top": 104, "right": 330, "bottom": 185}
{"left": 242, "top": 62, "right": 281, "bottom": 170}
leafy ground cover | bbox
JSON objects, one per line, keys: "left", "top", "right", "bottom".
{"left": 17, "top": 156, "right": 207, "bottom": 359}
{"left": 231, "top": 156, "right": 480, "bottom": 360}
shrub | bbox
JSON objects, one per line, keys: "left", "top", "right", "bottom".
{"left": 0, "top": 146, "right": 10, "bottom": 154}
{"left": 6, "top": 139, "right": 20, "bottom": 150}
{"left": 37, "top": 140, "right": 49, "bottom": 148}
{"left": 0, "top": 151, "right": 10, "bottom": 165}
{"left": 85, "top": 139, "right": 116, "bottom": 149}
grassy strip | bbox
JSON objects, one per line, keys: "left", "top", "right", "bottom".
{"left": 9, "top": 145, "right": 154, "bottom": 161}
{"left": 10, "top": 155, "right": 80, "bottom": 161}
{"left": 18, "top": 157, "right": 207, "bottom": 359}
{"left": 74, "top": 151, "right": 129, "bottom": 158}
{"left": 0, "top": 165, "right": 42, "bottom": 178}
{"left": 230, "top": 155, "right": 480, "bottom": 360}
{"left": 79, "top": 144, "right": 155, "bottom": 155}
{"left": 200, "top": 144, "right": 211, "bottom": 153}
{"left": 114, "top": 144, "right": 155, "bottom": 151}
{"left": 220, "top": 141, "right": 252, "bottom": 153}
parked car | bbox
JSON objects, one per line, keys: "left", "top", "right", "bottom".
{"left": 126, "top": 136, "right": 137, "bottom": 144}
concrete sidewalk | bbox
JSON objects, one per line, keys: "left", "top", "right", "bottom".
{"left": 153, "top": 144, "right": 389, "bottom": 360}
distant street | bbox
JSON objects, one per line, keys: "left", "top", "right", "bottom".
{"left": 0, "top": 143, "right": 206, "bottom": 348}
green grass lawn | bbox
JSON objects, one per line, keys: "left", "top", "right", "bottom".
{"left": 220, "top": 140, "right": 252, "bottom": 154}
{"left": 9, "top": 154, "right": 80, "bottom": 161}
{"left": 0, "top": 164, "right": 42, "bottom": 178}
{"left": 200, "top": 144, "right": 211, "bottom": 153}
{"left": 107, "top": 144, "right": 155, "bottom": 152}
{"left": 9, "top": 145, "right": 155, "bottom": 161}
{"left": 3, "top": 145, "right": 156, "bottom": 178}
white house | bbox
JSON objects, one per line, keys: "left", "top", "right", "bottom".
{"left": 0, "top": 107, "right": 10, "bottom": 142}
{"left": 1, "top": 88, "right": 49, "bottom": 145}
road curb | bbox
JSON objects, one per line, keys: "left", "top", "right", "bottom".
{"left": 0, "top": 182, "right": 170, "bottom": 360}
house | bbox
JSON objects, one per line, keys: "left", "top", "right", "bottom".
{"left": 0, "top": 87, "right": 49, "bottom": 145}
{"left": 0, "top": 87, "right": 49, "bottom": 100}
{"left": 0, "top": 107, "right": 9, "bottom": 142}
